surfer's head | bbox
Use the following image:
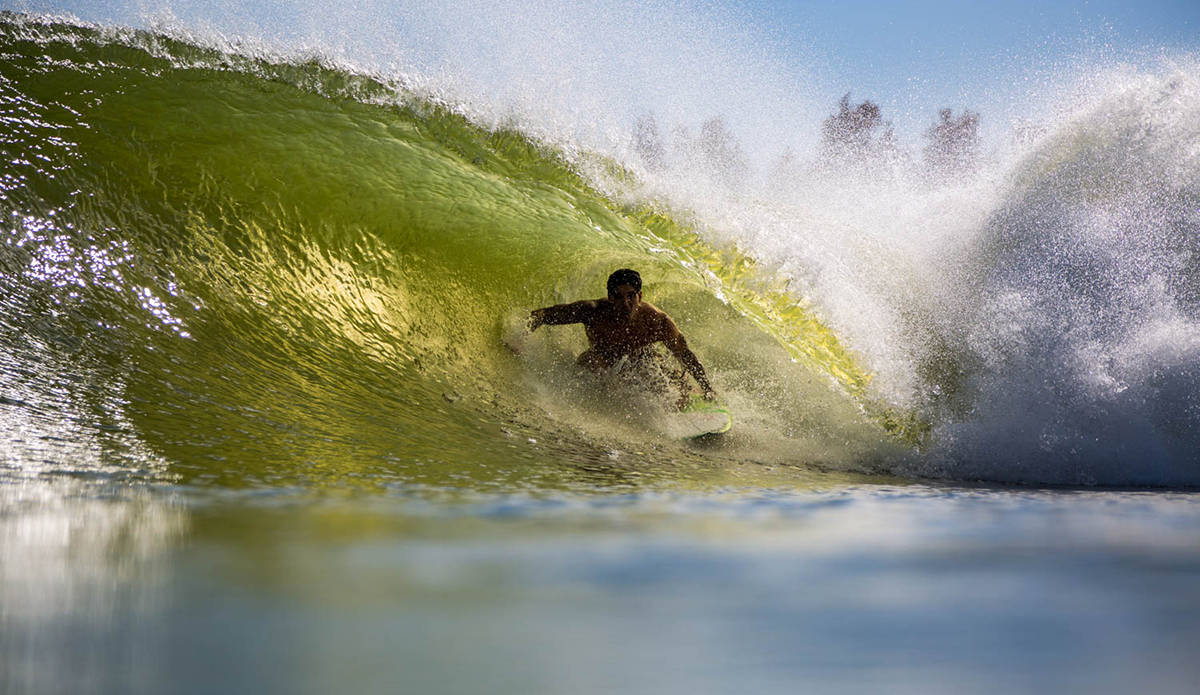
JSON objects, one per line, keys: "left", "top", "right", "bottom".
{"left": 607, "top": 268, "right": 642, "bottom": 319}
{"left": 607, "top": 269, "right": 641, "bottom": 295}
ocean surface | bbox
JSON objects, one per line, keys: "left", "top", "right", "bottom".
{"left": 2, "top": 7, "right": 1199, "bottom": 694}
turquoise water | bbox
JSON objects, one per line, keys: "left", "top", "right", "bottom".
{"left": 2, "top": 9, "right": 1199, "bottom": 694}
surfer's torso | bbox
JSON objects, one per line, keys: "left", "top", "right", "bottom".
{"left": 529, "top": 282, "right": 715, "bottom": 399}
{"left": 580, "top": 300, "right": 674, "bottom": 368}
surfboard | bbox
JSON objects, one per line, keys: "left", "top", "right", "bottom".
{"left": 667, "top": 395, "right": 732, "bottom": 439}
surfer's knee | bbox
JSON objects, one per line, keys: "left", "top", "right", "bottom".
{"left": 576, "top": 349, "right": 605, "bottom": 372}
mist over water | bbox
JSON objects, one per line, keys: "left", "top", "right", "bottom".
{"left": 9, "top": 0, "right": 1200, "bottom": 486}
{"left": 921, "top": 65, "right": 1200, "bottom": 484}
{"left": 116, "top": 0, "right": 825, "bottom": 159}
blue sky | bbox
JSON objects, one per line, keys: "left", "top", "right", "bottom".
{"left": 743, "top": 0, "right": 1200, "bottom": 142}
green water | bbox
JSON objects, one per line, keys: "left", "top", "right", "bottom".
{"left": 4, "top": 14, "right": 1200, "bottom": 695}
{"left": 0, "top": 16, "right": 907, "bottom": 496}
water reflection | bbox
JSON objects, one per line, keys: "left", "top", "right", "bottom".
{"left": 8, "top": 485, "right": 1195, "bottom": 694}
{"left": 181, "top": 487, "right": 1200, "bottom": 695}
{"left": 0, "top": 485, "right": 187, "bottom": 695}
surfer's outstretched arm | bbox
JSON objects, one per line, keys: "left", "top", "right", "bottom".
{"left": 529, "top": 300, "right": 600, "bottom": 331}
{"left": 661, "top": 320, "right": 717, "bottom": 399}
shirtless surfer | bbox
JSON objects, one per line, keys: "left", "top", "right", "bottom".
{"left": 529, "top": 269, "right": 717, "bottom": 403}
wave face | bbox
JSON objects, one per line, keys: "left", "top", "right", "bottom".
{"left": 0, "top": 15, "right": 900, "bottom": 495}
{"left": 2, "top": 12, "right": 1199, "bottom": 487}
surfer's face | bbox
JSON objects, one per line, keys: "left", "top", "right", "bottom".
{"left": 609, "top": 284, "right": 641, "bottom": 320}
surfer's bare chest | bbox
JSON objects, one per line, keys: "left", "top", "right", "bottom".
{"left": 583, "top": 313, "right": 663, "bottom": 355}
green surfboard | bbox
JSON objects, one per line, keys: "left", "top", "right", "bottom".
{"left": 668, "top": 395, "right": 733, "bottom": 439}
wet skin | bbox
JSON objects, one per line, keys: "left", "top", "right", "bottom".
{"left": 529, "top": 283, "right": 716, "bottom": 399}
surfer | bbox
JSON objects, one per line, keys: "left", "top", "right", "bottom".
{"left": 528, "top": 269, "right": 717, "bottom": 402}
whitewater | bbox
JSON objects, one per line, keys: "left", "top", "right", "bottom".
{"left": 2, "top": 2, "right": 1199, "bottom": 694}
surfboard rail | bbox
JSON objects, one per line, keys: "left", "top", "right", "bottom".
{"left": 669, "top": 395, "right": 732, "bottom": 439}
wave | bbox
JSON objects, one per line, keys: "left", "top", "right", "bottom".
{"left": 0, "top": 15, "right": 903, "bottom": 495}
{"left": 2, "top": 12, "right": 1198, "bottom": 487}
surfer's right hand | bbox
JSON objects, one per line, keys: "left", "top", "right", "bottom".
{"left": 527, "top": 311, "right": 544, "bottom": 332}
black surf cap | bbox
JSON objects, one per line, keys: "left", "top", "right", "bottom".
{"left": 607, "top": 268, "right": 642, "bottom": 295}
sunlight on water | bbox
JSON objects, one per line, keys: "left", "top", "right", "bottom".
{"left": 1, "top": 5, "right": 1199, "bottom": 694}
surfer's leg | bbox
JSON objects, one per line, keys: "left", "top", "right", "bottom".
{"left": 576, "top": 349, "right": 606, "bottom": 373}
{"left": 628, "top": 349, "right": 688, "bottom": 407}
